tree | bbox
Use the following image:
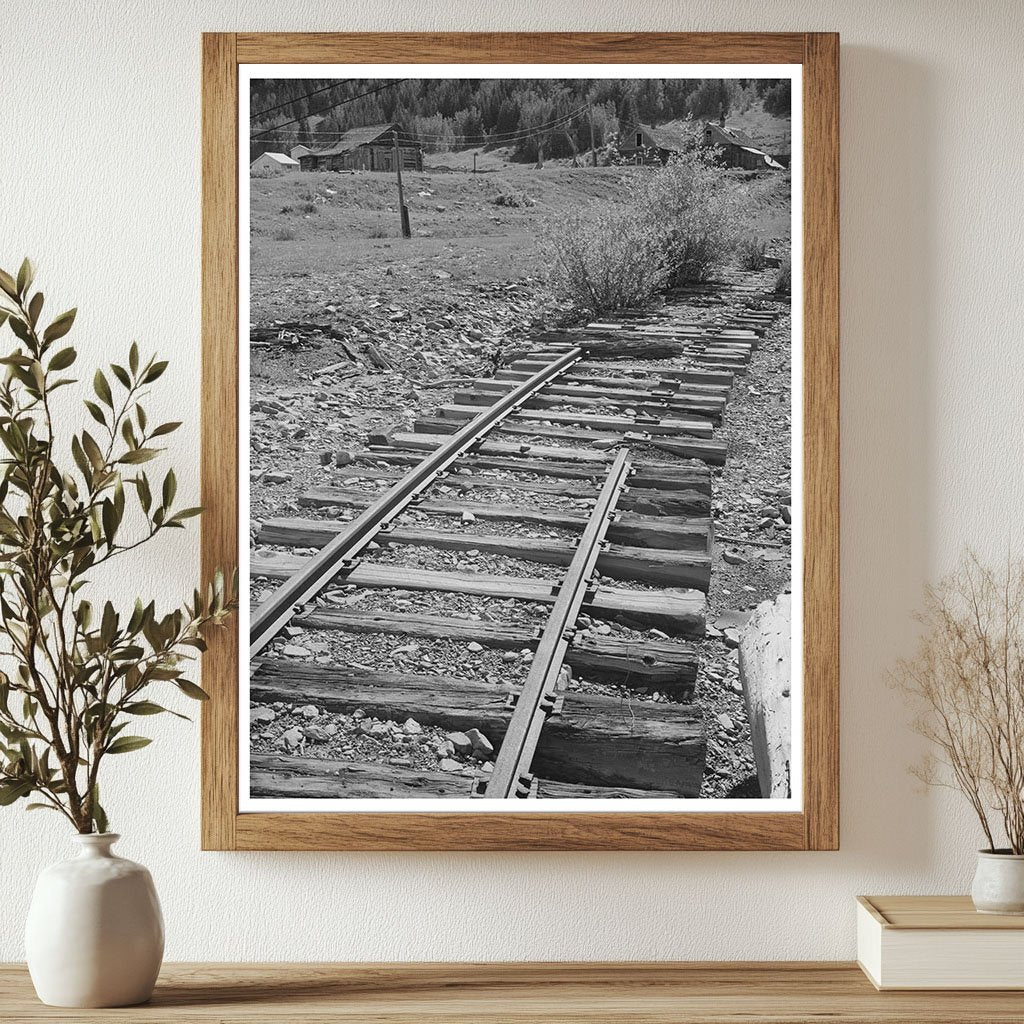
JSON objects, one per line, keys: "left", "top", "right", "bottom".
{"left": 686, "top": 79, "right": 735, "bottom": 121}
{"left": 762, "top": 81, "right": 792, "bottom": 118}
{"left": 517, "top": 93, "right": 556, "bottom": 168}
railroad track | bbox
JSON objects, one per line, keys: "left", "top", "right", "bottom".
{"left": 250, "top": 286, "right": 782, "bottom": 800}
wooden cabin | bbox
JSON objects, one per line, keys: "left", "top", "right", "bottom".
{"left": 298, "top": 123, "right": 422, "bottom": 173}
{"left": 702, "top": 122, "right": 784, "bottom": 171}
{"left": 617, "top": 120, "right": 697, "bottom": 165}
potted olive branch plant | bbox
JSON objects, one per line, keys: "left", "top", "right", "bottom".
{"left": 896, "top": 552, "right": 1024, "bottom": 914}
{"left": 0, "top": 259, "right": 235, "bottom": 1007}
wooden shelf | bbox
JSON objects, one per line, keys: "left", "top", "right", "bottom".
{"left": 3, "top": 962, "right": 1024, "bottom": 1022}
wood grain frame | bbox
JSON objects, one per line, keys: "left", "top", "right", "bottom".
{"left": 201, "top": 32, "right": 839, "bottom": 851}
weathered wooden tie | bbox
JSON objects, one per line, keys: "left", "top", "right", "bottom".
{"left": 250, "top": 662, "right": 704, "bottom": 795}
{"left": 293, "top": 607, "right": 698, "bottom": 694}
{"left": 250, "top": 556, "right": 706, "bottom": 637}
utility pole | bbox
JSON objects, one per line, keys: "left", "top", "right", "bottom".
{"left": 589, "top": 103, "right": 597, "bottom": 167}
{"left": 393, "top": 133, "right": 411, "bottom": 238}
{"left": 473, "top": 152, "right": 477, "bottom": 174}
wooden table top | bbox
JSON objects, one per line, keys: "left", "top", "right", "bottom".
{"left": 2, "top": 962, "right": 1023, "bottom": 1023}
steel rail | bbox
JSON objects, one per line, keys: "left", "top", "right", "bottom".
{"left": 483, "top": 448, "right": 632, "bottom": 799}
{"left": 250, "top": 347, "right": 583, "bottom": 657}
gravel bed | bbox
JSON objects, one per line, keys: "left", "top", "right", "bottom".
{"left": 250, "top": 700, "right": 496, "bottom": 784}
{"left": 360, "top": 543, "right": 559, "bottom": 581}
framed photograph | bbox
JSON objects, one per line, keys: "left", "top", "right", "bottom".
{"left": 201, "top": 32, "right": 838, "bottom": 850}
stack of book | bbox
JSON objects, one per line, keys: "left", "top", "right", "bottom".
{"left": 857, "top": 895, "right": 1024, "bottom": 990}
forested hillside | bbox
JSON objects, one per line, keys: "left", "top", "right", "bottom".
{"left": 250, "top": 77, "right": 791, "bottom": 162}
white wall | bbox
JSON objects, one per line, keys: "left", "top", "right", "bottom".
{"left": 2, "top": 0, "right": 1023, "bottom": 962}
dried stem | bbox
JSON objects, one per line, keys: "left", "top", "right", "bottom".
{"left": 895, "top": 552, "right": 1024, "bottom": 854}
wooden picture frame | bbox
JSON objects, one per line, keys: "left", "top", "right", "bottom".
{"left": 201, "top": 32, "right": 839, "bottom": 851}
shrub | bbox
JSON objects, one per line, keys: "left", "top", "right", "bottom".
{"left": 629, "top": 148, "right": 746, "bottom": 285}
{"left": 542, "top": 204, "right": 668, "bottom": 316}
{"left": 738, "top": 236, "right": 768, "bottom": 271}
{"left": 273, "top": 226, "right": 297, "bottom": 242}
{"left": 493, "top": 189, "right": 536, "bottom": 208}
{"left": 540, "top": 147, "right": 746, "bottom": 316}
{"left": 774, "top": 257, "right": 791, "bottom": 294}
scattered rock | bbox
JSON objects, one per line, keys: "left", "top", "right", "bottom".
{"left": 298, "top": 704, "right": 319, "bottom": 719}
{"left": 447, "top": 731, "right": 473, "bottom": 756}
{"left": 465, "top": 728, "right": 494, "bottom": 760}
{"left": 439, "top": 758, "right": 463, "bottom": 773}
{"left": 402, "top": 718, "right": 423, "bottom": 735}
{"left": 250, "top": 707, "right": 276, "bottom": 726}
{"left": 281, "top": 644, "right": 311, "bottom": 658}
{"left": 280, "top": 727, "right": 304, "bottom": 750}
{"left": 723, "top": 549, "right": 747, "bottom": 566}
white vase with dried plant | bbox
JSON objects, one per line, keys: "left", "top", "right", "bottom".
{"left": 896, "top": 553, "right": 1024, "bottom": 914}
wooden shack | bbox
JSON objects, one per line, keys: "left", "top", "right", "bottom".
{"left": 617, "top": 120, "right": 696, "bottom": 165}
{"left": 298, "top": 123, "right": 422, "bottom": 173}
{"left": 702, "top": 122, "right": 784, "bottom": 171}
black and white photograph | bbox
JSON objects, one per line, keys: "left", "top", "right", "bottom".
{"left": 241, "top": 67, "right": 800, "bottom": 809}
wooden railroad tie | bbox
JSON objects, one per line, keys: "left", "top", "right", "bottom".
{"left": 250, "top": 557, "right": 706, "bottom": 637}
{"left": 261, "top": 517, "right": 710, "bottom": 590}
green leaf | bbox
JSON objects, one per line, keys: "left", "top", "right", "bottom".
{"left": 129, "top": 342, "right": 139, "bottom": 375}
{"left": 175, "top": 679, "right": 210, "bottom": 701}
{"left": 81, "top": 431, "right": 105, "bottom": 471}
{"left": 83, "top": 400, "right": 106, "bottom": 427}
{"left": 123, "top": 701, "right": 165, "bottom": 715}
{"left": 0, "top": 269, "right": 18, "bottom": 300}
{"left": 121, "top": 418, "right": 137, "bottom": 449}
{"left": 16, "top": 258, "right": 35, "bottom": 298}
{"left": 110, "top": 363, "right": 131, "bottom": 389}
{"left": 8, "top": 316, "right": 31, "bottom": 345}
{"left": 143, "top": 360, "right": 168, "bottom": 383}
{"left": 0, "top": 779, "right": 33, "bottom": 805}
{"left": 93, "top": 369, "right": 113, "bottom": 408}
{"left": 43, "top": 308, "right": 77, "bottom": 344}
{"left": 101, "top": 498, "right": 117, "bottom": 546}
{"left": 77, "top": 600, "right": 93, "bottom": 630}
{"left": 48, "top": 346, "right": 77, "bottom": 371}
{"left": 91, "top": 785, "right": 108, "bottom": 834}
{"left": 135, "top": 473, "right": 152, "bottom": 513}
{"left": 100, "top": 602, "right": 117, "bottom": 647}
{"left": 169, "top": 507, "right": 203, "bottom": 524}
{"left": 124, "top": 700, "right": 188, "bottom": 721}
{"left": 118, "top": 448, "right": 157, "bottom": 465}
{"left": 27, "top": 292, "right": 43, "bottom": 328}
{"left": 26, "top": 802, "right": 61, "bottom": 814}
{"left": 162, "top": 468, "right": 176, "bottom": 508}
{"left": 106, "top": 735, "right": 152, "bottom": 755}
{"left": 150, "top": 421, "right": 181, "bottom": 438}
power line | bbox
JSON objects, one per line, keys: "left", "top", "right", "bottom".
{"left": 399, "top": 107, "right": 587, "bottom": 144}
{"left": 253, "top": 108, "right": 587, "bottom": 150}
{"left": 250, "top": 79, "right": 355, "bottom": 121}
{"left": 250, "top": 79, "right": 411, "bottom": 140}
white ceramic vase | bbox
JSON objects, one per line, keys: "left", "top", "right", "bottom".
{"left": 971, "top": 850, "right": 1024, "bottom": 915}
{"left": 25, "top": 833, "right": 164, "bottom": 1007}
